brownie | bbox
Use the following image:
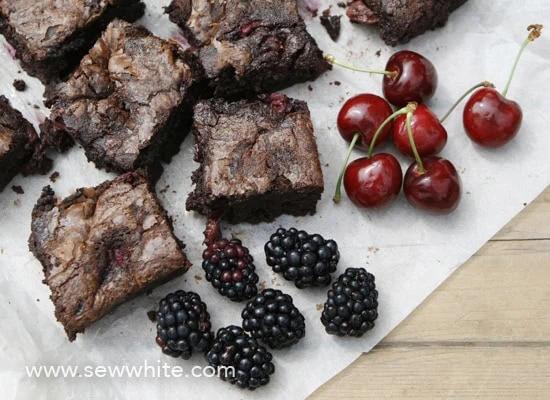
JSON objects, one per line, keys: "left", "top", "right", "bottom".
{"left": 186, "top": 94, "right": 324, "bottom": 224}
{"left": 45, "top": 20, "right": 204, "bottom": 176}
{"left": 29, "top": 171, "right": 191, "bottom": 341}
{"left": 0, "top": 96, "right": 51, "bottom": 192}
{"left": 166, "top": 0, "right": 330, "bottom": 98}
{"left": 347, "top": 0, "right": 468, "bottom": 45}
{"left": 0, "top": 0, "right": 145, "bottom": 84}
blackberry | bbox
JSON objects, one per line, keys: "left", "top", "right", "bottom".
{"left": 207, "top": 325, "right": 275, "bottom": 390}
{"left": 202, "top": 238, "right": 259, "bottom": 302}
{"left": 242, "top": 289, "right": 306, "bottom": 349}
{"left": 321, "top": 268, "right": 378, "bottom": 337}
{"left": 265, "top": 228, "right": 340, "bottom": 288}
{"left": 155, "top": 290, "right": 213, "bottom": 359}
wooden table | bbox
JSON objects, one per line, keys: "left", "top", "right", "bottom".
{"left": 312, "top": 186, "right": 550, "bottom": 399}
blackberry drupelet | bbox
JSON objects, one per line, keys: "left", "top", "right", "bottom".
{"left": 207, "top": 325, "right": 275, "bottom": 390}
{"left": 155, "top": 290, "right": 213, "bottom": 359}
{"left": 242, "top": 288, "right": 306, "bottom": 349}
{"left": 202, "top": 238, "right": 259, "bottom": 302}
{"left": 321, "top": 268, "right": 378, "bottom": 337}
{"left": 265, "top": 228, "right": 340, "bottom": 288}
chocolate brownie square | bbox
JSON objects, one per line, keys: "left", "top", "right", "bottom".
{"left": 186, "top": 94, "right": 324, "bottom": 224}
{"left": 166, "top": 0, "right": 330, "bottom": 98}
{"left": 347, "top": 0, "right": 468, "bottom": 45}
{"left": 0, "top": 95, "right": 50, "bottom": 192}
{"left": 0, "top": 0, "right": 145, "bottom": 84}
{"left": 29, "top": 171, "right": 191, "bottom": 341}
{"left": 46, "top": 19, "right": 204, "bottom": 176}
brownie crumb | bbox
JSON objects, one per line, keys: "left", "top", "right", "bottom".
{"left": 259, "top": 281, "right": 266, "bottom": 291}
{"left": 13, "top": 199, "right": 21, "bottom": 207}
{"left": 11, "top": 185, "right": 24, "bottom": 194}
{"left": 147, "top": 310, "right": 157, "bottom": 323}
{"left": 159, "top": 184, "right": 170, "bottom": 194}
{"left": 37, "top": 298, "right": 40, "bottom": 302}
{"left": 334, "top": 81, "right": 341, "bottom": 86}
{"left": 49, "top": 171, "right": 60, "bottom": 183}
{"left": 308, "top": 85, "right": 313, "bottom": 91}
{"left": 375, "top": 49, "right": 382, "bottom": 57}
{"left": 13, "top": 79, "right": 26, "bottom": 91}
{"left": 316, "top": 303, "right": 323, "bottom": 311}
{"left": 337, "top": 2, "right": 347, "bottom": 8}
{"left": 33, "top": 104, "right": 40, "bottom": 110}
{"left": 194, "top": 274, "right": 203, "bottom": 281}
{"left": 320, "top": 9, "right": 341, "bottom": 42}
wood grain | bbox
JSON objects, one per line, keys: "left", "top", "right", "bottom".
{"left": 310, "top": 186, "right": 550, "bottom": 399}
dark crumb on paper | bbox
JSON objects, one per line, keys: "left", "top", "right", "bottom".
{"left": 13, "top": 79, "right": 26, "bottom": 91}
{"left": 320, "top": 9, "right": 341, "bottom": 42}
{"left": 523, "top": 202, "right": 527, "bottom": 206}
{"left": 324, "top": 163, "right": 329, "bottom": 167}
{"left": 334, "top": 80, "right": 341, "bottom": 86}
{"left": 337, "top": 2, "right": 347, "bottom": 8}
{"left": 37, "top": 298, "right": 40, "bottom": 302}
{"left": 147, "top": 310, "right": 157, "bottom": 323}
{"left": 316, "top": 304, "right": 323, "bottom": 311}
{"left": 375, "top": 49, "right": 382, "bottom": 57}
{"left": 194, "top": 274, "right": 203, "bottom": 281}
{"left": 308, "top": 85, "right": 313, "bottom": 91}
{"left": 11, "top": 185, "right": 24, "bottom": 194}
{"left": 306, "top": 6, "right": 319, "bottom": 18}
{"left": 159, "top": 184, "right": 170, "bottom": 194}
{"left": 466, "top": 191, "right": 471, "bottom": 195}
{"left": 49, "top": 171, "right": 60, "bottom": 183}
{"left": 33, "top": 104, "right": 40, "bottom": 109}
{"left": 13, "top": 199, "right": 21, "bottom": 207}
{"left": 145, "top": 288, "right": 154, "bottom": 296}
{"left": 368, "top": 246, "right": 379, "bottom": 254}
{"left": 259, "top": 281, "right": 266, "bottom": 291}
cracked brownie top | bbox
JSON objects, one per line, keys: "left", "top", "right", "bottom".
{"left": 29, "top": 171, "right": 190, "bottom": 341}
{"left": 47, "top": 19, "right": 202, "bottom": 173}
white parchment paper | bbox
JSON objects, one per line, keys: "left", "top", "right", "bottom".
{"left": 0, "top": 0, "right": 549, "bottom": 399}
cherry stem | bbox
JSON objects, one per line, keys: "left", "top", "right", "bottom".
{"left": 439, "top": 81, "right": 495, "bottom": 124}
{"left": 333, "top": 132, "right": 360, "bottom": 204}
{"left": 502, "top": 24, "right": 543, "bottom": 98}
{"left": 367, "top": 106, "right": 413, "bottom": 158}
{"left": 324, "top": 54, "right": 397, "bottom": 78}
{"left": 406, "top": 111, "right": 425, "bottom": 174}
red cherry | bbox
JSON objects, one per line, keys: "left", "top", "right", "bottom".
{"left": 463, "top": 88, "right": 523, "bottom": 148}
{"left": 337, "top": 94, "right": 394, "bottom": 149}
{"left": 404, "top": 156, "right": 461, "bottom": 213}
{"left": 383, "top": 51, "right": 438, "bottom": 108}
{"left": 392, "top": 104, "right": 448, "bottom": 157}
{"left": 343, "top": 153, "right": 403, "bottom": 209}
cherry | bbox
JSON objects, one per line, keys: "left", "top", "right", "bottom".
{"left": 337, "top": 94, "right": 393, "bottom": 149}
{"left": 383, "top": 51, "right": 438, "bottom": 108}
{"left": 343, "top": 154, "right": 403, "bottom": 209}
{"left": 404, "top": 156, "right": 461, "bottom": 214}
{"left": 462, "top": 24, "right": 543, "bottom": 148}
{"left": 392, "top": 104, "right": 447, "bottom": 157}
{"left": 324, "top": 50, "right": 438, "bottom": 108}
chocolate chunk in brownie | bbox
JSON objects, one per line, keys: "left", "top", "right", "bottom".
{"left": 0, "top": 0, "right": 145, "bottom": 84}
{"left": 187, "top": 94, "right": 324, "bottom": 224}
{"left": 347, "top": 0, "right": 468, "bottom": 45}
{"left": 0, "top": 95, "right": 51, "bottom": 192}
{"left": 166, "top": 0, "right": 330, "bottom": 98}
{"left": 46, "top": 20, "right": 204, "bottom": 175}
{"left": 29, "top": 171, "right": 191, "bottom": 341}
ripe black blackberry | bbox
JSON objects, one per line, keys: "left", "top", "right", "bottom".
{"left": 321, "top": 268, "right": 378, "bottom": 337}
{"left": 242, "top": 288, "right": 305, "bottom": 349}
{"left": 207, "top": 325, "right": 275, "bottom": 390}
{"left": 202, "top": 238, "right": 259, "bottom": 302}
{"left": 265, "top": 228, "right": 340, "bottom": 288}
{"left": 155, "top": 290, "right": 213, "bottom": 359}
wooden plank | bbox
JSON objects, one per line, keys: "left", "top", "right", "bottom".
{"left": 311, "top": 346, "right": 550, "bottom": 399}
{"left": 493, "top": 186, "right": 550, "bottom": 241}
{"left": 385, "top": 240, "right": 550, "bottom": 343}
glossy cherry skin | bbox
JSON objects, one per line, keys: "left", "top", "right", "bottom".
{"left": 392, "top": 104, "right": 448, "bottom": 157}
{"left": 463, "top": 88, "right": 523, "bottom": 148}
{"left": 344, "top": 153, "right": 403, "bottom": 209}
{"left": 404, "top": 156, "right": 461, "bottom": 214}
{"left": 383, "top": 51, "right": 438, "bottom": 108}
{"left": 337, "top": 94, "right": 394, "bottom": 149}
